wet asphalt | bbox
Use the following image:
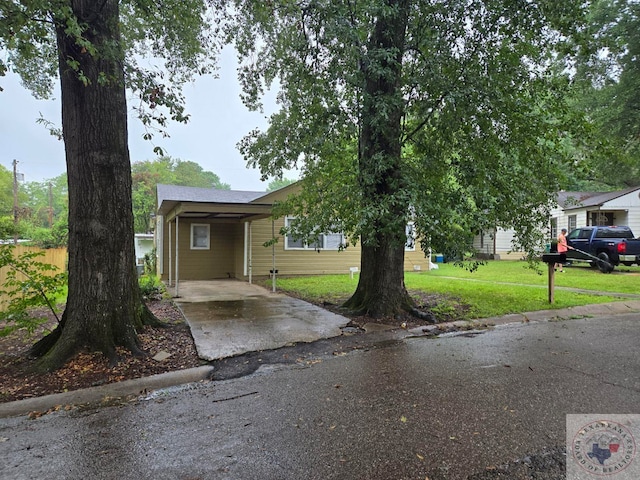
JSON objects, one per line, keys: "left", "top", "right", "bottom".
{"left": 1, "top": 313, "right": 639, "bottom": 480}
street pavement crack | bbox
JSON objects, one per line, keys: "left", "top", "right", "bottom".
{"left": 548, "top": 361, "right": 640, "bottom": 394}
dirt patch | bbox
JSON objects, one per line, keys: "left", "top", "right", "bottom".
{"left": 0, "top": 300, "right": 203, "bottom": 404}
{"left": 304, "top": 290, "right": 474, "bottom": 330}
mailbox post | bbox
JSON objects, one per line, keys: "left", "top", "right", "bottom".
{"left": 541, "top": 253, "right": 566, "bottom": 303}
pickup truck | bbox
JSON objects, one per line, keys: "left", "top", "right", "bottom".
{"left": 566, "top": 226, "right": 640, "bottom": 273}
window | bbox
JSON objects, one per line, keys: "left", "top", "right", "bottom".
{"left": 550, "top": 218, "right": 558, "bottom": 241}
{"left": 595, "top": 227, "right": 633, "bottom": 239}
{"left": 324, "top": 232, "right": 344, "bottom": 250}
{"left": 568, "top": 215, "right": 577, "bottom": 233}
{"left": 590, "top": 211, "right": 613, "bottom": 226}
{"left": 284, "top": 217, "right": 343, "bottom": 250}
{"left": 405, "top": 222, "right": 416, "bottom": 251}
{"left": 190, "top": 223, "right": 210, "bottom": 250}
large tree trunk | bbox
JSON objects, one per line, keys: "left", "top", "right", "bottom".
{"left": 30, "top": 0, "right": 155, "bottom": 371}
{"left": 344, "top": 0, "right": 415, "bottom": 317}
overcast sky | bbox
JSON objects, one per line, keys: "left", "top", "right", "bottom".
{"left": 0, "top": 47, "right": 296, "bottom": 192}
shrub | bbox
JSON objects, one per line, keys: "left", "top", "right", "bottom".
{"left": 0, "top": 245, "right": 67, "bottom": 337}
{"left": 143, "top": 248, "right": 156, "bottom": 276}
{"left": 138, "top": 273, "right": 165, "bottom": 298}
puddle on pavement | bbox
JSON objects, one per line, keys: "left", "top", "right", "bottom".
{"left": 185, "top": 298, "right": 285, "bottom": 321}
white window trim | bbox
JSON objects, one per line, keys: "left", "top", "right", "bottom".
{"left": 190, "top": 223, "right": 210, "bottom": 250}
{"left": 405, "top": 221, "right": 416, "bottom": 251}
{"left": 284, "top": 216, "right": 343, "bottom": 251}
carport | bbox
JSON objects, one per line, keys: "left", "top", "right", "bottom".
{"left": 156, "top": 185, "right": 280, "bottom": 297}
{"left": 174, "top": 280, "right": 351, "bottom": 360}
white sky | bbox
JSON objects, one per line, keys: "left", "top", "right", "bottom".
{"left": 0, "top": 47, "right": 296, "bottom": 192}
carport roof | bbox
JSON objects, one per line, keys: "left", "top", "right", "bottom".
{"left": 156, "top": 184, "right": 276, "bottom": 222}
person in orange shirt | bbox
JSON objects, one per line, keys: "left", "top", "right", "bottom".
{"left": 556, "top": 228, "right": 571, "bottom": 272}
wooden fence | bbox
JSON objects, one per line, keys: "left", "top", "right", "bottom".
{"left": 0, "top": 245, "right": 68, "bottom": 287}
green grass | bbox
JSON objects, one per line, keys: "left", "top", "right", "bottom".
{"left": 424, "top": 260, "right": 640, "bottom": 294}
{"left": 274, "top": 260, "right": 639, "bottom": 320}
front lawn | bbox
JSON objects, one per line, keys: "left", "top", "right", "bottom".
{"left": 274, "top": 260, "right": 638, "bottom": 321}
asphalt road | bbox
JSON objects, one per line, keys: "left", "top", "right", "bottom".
{"left": 1, "top": 313, "right": 639, "bottom": 480}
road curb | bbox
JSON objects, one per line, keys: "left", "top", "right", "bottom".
{"left": 3, "top": 301, "right": 639, "bottom": 419}
{"left": 407, "top": 299, "right": 640, "bottom": 336}
{"left": 0, "top": 365, "right": 214, "bottom": 419}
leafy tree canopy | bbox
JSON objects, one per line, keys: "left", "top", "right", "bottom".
{"left": 132, "top": 156, "right": 230, "bottom": 232}
{"left": 569, "top": 0, "right": 640, "bottom": 188}
{"left": 266, "top": 177, "right": 297, "bottom": 192}
{"left": 222, "top": 0, "right": 593, "bottom": 262}
{"left": 20, "top": 174, "right": 68, "bottom": 228}
{"left": 0, "top": 165, "right": 15, "bottom": 216}
{"left": 0, "top": 0, "right": 221, "bottom": 142}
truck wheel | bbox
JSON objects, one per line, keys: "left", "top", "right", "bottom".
{"left": 597, "top": 252, "right": 614, "bottom": 273}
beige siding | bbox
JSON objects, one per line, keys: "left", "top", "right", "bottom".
{"left": 234, "top": 223, "right": 246, "bottom": 278}
{"left": 404, "top": 247, "right": 431, "bottom": 271}
{"left": 161, "top": 218, "right": 240, "bottom": 281}
{"left": 161, "top": 211, "right": 439, "bottom": 281}
{"left": 244, "top": 217, "right": 362, "bottom": 277}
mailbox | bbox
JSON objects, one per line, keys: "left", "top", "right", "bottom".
{"left": 541, "top": 253, "right": 566, "bottom": 264}
{"left": 541, "top": 253, "right": 566, "bottom": 304}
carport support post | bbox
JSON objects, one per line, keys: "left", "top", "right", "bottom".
{"left": 272, "top": 219, "right": 276, "bottom": 293}
{"left": 168, "top": 220, "right": 172, "bottom": 287}
{"left": 175, "top": 215, "right": 180, "bottom": 297}
{"left": 248, "top": 221, "right": 253, "bottom": 284}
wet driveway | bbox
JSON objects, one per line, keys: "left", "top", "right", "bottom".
{"left": 173, "top": 280, "right": 351, "bottom": 360}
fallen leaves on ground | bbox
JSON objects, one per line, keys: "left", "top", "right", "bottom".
{"left": 0, "top": 299, "right": 202, "bottom": 404}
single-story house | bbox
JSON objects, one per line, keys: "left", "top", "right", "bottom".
{"left": 473, "top": 186, "right": 640, "bottom": 258}
{"left": 155, "top": 183, "right": 432, "bottom": 288}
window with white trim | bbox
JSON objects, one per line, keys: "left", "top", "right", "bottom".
{"left": 550, "top": 218, "right": 558, "bottom": 242}
{"left": 190, "top": 223, "right": 210, "bottom": 250}
{"left": 284, "top": 217, "right": 344, "bottom": 250}
{"left": 405, "top": 222, "right": 416, "bottom": 251}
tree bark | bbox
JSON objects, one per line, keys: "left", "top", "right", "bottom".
{"left": 344, "top": 0, "right": 415, "bottom": 317}
{"left": 31, "top": 0, "right": 155, "bottom": 370}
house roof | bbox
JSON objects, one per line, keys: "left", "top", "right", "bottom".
{"left": 156, "top": 183, "right": 297, "bottom": 222}
{"left": 558, "top": 186, "right": 640, "bottom": 210}
{"left": 157, "top": 184, "right": 265, "bottom": 208}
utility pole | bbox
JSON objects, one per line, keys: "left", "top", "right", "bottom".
{"left": 48, "top": 182, "right": 54, "bottom": 227}
{"left": 13, "top": 159, "right": 18, "bottom": 245}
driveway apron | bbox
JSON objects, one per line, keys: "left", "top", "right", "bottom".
{"left": 174, "top": 280, "right": 350, "bottom": 360}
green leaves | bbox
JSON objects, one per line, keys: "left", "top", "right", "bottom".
{"left": 131, "top": 156, "right": 230, "bottom": 233}
{"left": 569, "top": 0, "right": 640, "bottom": 187}
{"left": 1, "top": 0, "right": 221, "bottom": 142}
{"left": 0, "top": 245, "right": 67, "bottom": 337}
{"left": 229, "top": 0, "right": 589, "bottom": 261}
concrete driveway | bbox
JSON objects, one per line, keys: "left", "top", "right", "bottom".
{"left": 174, "top": 280, "right": 351, "bottom": 360}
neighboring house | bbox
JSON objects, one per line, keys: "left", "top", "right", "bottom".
{"left": 155, "top": 183, "right": 431, "bottom": 285}
{"left": 472, "top": 186, "right": 640, "bottom": 258}
{"left": 472, "top": 227, "right": 523, "bottom": 260}
{"left": 134, "top": 233, "right": 154, "bottom": 266}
